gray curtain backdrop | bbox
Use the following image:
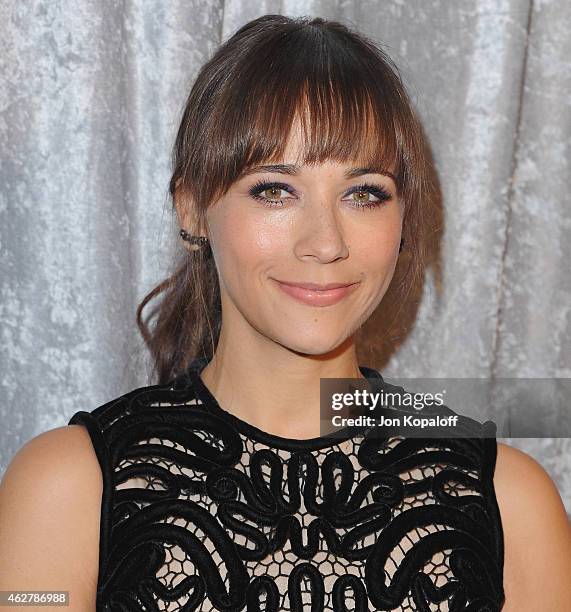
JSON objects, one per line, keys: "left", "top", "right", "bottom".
{"left": 2, "top": 0, "right": 570, "bottom": 514}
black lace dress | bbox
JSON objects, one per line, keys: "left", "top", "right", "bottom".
{"left": 68, "top": 357, "right": 505, "bottom": 611}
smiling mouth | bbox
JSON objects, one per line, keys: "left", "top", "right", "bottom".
{"left": 272, "top": 279, "right": 360, "bottom": 307}
{"left": 275, "top": 280, "right": 358, "bottom": 291}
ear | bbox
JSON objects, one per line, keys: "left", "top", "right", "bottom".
{"left": 173, "top": 182, "right": 208, "bottom": 252}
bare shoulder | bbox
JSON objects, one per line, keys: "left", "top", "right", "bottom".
{"left": 494, "top": 441, "right": 571, "bottom": 611}
{"left": 0, "top": 424, "right": 102, "bottom": 611}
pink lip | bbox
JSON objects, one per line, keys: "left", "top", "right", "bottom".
{"left": 273, "top": 279, "right": 360, "bottom": 307}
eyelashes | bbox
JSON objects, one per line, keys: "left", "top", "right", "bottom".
{"left": 247, "top": 179, "right": 393, "bottom": 210}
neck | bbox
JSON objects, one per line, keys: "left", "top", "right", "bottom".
{"left": 199, "top": 330, "right": 365, "bottom": 440}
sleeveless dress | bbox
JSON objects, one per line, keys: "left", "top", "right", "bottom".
{"left": 68, "top": 357, "right": 505, "bottom": 611}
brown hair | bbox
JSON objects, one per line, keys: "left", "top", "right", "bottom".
{"left": 136, "top": 14, "right": 433, "bottom": 385}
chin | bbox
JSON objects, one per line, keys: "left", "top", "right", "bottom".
{"left": 272, "top": 327, "right": 351, "bottom": 356}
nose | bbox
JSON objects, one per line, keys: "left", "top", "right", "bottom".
{"left": 293, "top": 201, "right": 349, "bottom": 263}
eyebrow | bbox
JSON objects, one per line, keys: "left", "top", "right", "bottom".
{"left": 240, "top": 164, "right": 396, "bottom": 182}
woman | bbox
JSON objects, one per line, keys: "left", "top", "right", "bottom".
{"left": 1, "top": 14, "right": 571, "bottom": 612}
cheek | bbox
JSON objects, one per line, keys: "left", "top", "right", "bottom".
{"left": 350, "top": 211, "right": 402, "bottom": 269}
{"left": 212, "top": 210, "right": 288, "bottom": 284}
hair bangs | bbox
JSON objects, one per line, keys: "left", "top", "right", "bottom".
{"left": 240, "top": 78, "right": 401, "bottom": 185}
{"left": 188, "top": 24, "right": 412, "bottom": 209}
{"left": 229, "top": 39, "right": 405, "bottom": 195}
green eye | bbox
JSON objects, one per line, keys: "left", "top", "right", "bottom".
{"left": 343, "top": 183, "right": 392, "bottom": 210}
{"left": 248, "top": 180, "right": 392, "bottom": 209}
{"left": 249, "top": 180, "right": 294, "bottom": 207}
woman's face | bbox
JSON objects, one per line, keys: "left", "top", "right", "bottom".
{"left": 203, "top": 130, "right": 404, "bottom": 356}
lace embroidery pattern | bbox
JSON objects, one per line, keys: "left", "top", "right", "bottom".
{"left": 68, "top": 360, "right": 505, "bottom": 611}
